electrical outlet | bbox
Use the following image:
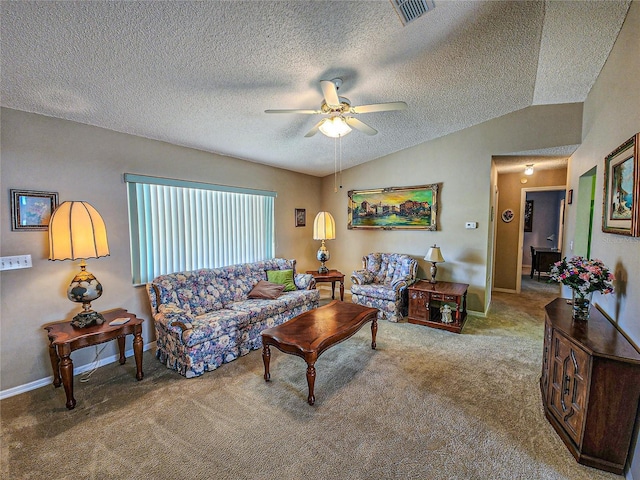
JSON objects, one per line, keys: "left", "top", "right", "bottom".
{"left": 465, "top": 222, "right": 477, "bottom": 229}
{"left": 0, "top": 255, "right": 33, "bottom": 271}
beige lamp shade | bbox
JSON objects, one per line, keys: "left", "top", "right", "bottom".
{"left": 313, "top": 211, "right": 336, "bottom": 240}
{"left": 424, "top": 245, "right": 445, "bottom": 263}
{"left": 48, "top": 201, "right": 110, "bottom": 261}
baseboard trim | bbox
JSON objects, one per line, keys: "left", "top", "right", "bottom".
{"left": 0, "top": 341, "right": 156, "bottom": 400}
{"left": 493, "top": 288, "right": 517, "bottom": 294}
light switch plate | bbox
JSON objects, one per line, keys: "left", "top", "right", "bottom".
{"left": 465, "top": 222, "right": 477, "bottom": 229}
{"left": 0, "top": 255, "right": 32, "bottom": 271}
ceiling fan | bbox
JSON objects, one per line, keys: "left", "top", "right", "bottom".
{"left": 265, "top": 78, "right": 407, "bottom": 138}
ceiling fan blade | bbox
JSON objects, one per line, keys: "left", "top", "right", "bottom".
{"left": 345, "top": 117, "right": 377, "bottom": 135}
{"left": 351, "top": 102, "right": 408, "bottom": 114}
{"left": 320, "top": 80, "right": 341, "bottom": 108}
{"left": 265, "top": 109, "right": 322, "bottom": 114}
{"left": 304, "top": 120, "right": 324, "bottom": 137}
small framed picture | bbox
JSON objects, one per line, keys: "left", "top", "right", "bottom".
{"left": 602, "top": 133, "right": 639, "bottom": 236}
{"left": 295, "top": 208, "right": 306, "bottom": 227}
{"left": 10, "top": 189, "right": 59, "bottom": 231}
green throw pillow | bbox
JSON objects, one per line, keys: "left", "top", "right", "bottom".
{"left": 266, "top": 269, "right": 296, "bottom": 292}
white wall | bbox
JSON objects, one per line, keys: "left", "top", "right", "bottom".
{"left": 0, "top": 108, "right": 322, "bottom": 392}
{"left": 561, "top": 2, "right": 640, "bottom": 477}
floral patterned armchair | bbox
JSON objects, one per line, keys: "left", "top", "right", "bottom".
{"left": 350, "top": 253, "right": 418, "bottom": 322}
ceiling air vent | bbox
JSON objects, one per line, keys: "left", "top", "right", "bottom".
{"left": 391, "top": 0, "right": 435, "bottom": 26}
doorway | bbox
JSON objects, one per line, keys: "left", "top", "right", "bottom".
{"left": 573, "top": 166, "right": 597, "bottom": 258}
{"left": 515, "top": 186, "right": 566, "bottom": 293}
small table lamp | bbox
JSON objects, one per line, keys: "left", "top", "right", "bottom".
{"left": 48, "top": 201, "right": 110, "bottom": 328}
{"left": 424, "top": 244, "right": 445, "bottom": 284}
{"left": 313, "top": 211, "right": 336, "bottom": 274}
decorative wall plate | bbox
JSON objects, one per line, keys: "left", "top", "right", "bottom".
{"left": 501, "top": 208, "right": 515, "bottom": 223}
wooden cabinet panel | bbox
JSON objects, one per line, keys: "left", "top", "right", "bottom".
{"left": 541, "top": 298, "right": 640, "bottom": 474}
{"left": 547, "top": 331, "right": 589, "bottom": 445}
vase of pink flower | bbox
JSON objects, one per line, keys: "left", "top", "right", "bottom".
{"left": 549, "top": 256, "right": 615, "bottom": 321}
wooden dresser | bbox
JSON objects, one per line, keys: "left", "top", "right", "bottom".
{"left": 541, "top": 298, "right": 640, "bottom": 474}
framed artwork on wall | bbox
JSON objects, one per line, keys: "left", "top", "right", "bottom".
{"left": 347, "top": 183, "right": 439, "bottom": 230}
{"left": 524, "top": 200, "right": 534, "bottom": 232}
{"left": 602, "top": 133, "right": 639, "bottom": 236}
{"left": 501, "top": 208, "right": 514, "bottom": 223}
{"left": 295, "top": 208, "right": 306, "bottom": 227}
{"left": 10, "top": 189, "right": 59, "bottom": 231}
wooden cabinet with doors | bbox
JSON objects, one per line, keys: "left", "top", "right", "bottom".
{"left": 541, "top": 298, "right": 640, "bottom": 474}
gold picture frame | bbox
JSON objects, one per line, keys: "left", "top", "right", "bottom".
{"left": 602, "top": 133, "right": 639, "bottom": 236}
{"left": 348, "top": 184, "right": 438, "bottom": 230}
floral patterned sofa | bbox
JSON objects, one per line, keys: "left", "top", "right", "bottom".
{"left": 351, "top": 253, "right": 418, "bottom": 322}
{"left": 147, "top": 259, "right": 319, "bottom": 378}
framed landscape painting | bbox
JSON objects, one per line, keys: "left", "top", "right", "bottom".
{"left": 348, "top": 184, "right": 438, "bottom": 230}
{"left": 10, "top": 189, "right": 59, "bottom": 231}
{"left": 602, "top": 133, "right": 639, "bottom": 236}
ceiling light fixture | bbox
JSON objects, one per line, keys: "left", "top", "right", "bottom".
{"left": 524, "top": 164, "right": 534, "bottom": 176}
{"left": 319, "top": 116, "right": 352, "bottom": 138}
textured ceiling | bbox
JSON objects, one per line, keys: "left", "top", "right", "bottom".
{"left": 0, "top": 1, "right": 631, "bottom": 177}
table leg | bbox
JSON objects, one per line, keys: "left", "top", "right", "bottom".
{"left": 262, "top": 344, "right": 271, "bottom": 381}
{"left": 47, "top": 339, "right": 62, "bottom": 388}
{"left": 339, "top": 279, "right": 344, "bottom": 301}
{"left": 133, "top": 328, "right": 144, "bottom": 381}
{"left": 58, "top": 345, "right": 76, "bottom": 410}
{"left": 371, "top": 318, "right": 378, "bottom": 349}
{"left": 330, "top": 281, "right": 336, "bottom": 300}
{"left": 117, "top": 335, "right": 126, "bottom": 365}
{"left": 306, "top": 363, "right": 316, "bottom": 405}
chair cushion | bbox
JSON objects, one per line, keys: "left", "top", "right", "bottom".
{"left": 350, "top": 283, "right": 399, "bottom": 301}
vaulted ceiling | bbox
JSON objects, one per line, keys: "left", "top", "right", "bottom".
{"left": 0, "top": 1, "right": 631, "bottom": 176}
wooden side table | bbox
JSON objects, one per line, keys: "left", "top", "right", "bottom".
{"left": 407, "top": 280, "right": 469, "bottom": 333}
{"left": 306, "top": 269, "right": 345, "bottom": 301}
{"left": 44, "top": 308, "right": 144, "bottom": 410}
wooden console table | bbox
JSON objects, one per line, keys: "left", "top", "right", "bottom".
{"left": 44, "top": 308, "right": 144, "bottom": 410}
{"left": 407, "top": 280, "right": 468, "bottom": 333}
{"left": 541, "top": 298, "right": 640, "bottom": 474}
{"left": 306, "top": 269, "right": 344, "bottom": 301}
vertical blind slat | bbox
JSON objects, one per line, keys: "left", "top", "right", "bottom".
{"left": 127, "top": 181, "right": 275, "bottom": 285}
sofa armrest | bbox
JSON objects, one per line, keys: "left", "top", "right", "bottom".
{"left": 351, "top": 269, "right": 375, "bottom": 285}
{"left": 154, "top": 306, "right": 195, "bottom": 335}
{"left": 295, "top": 273, "right": 316, "bottom": 290}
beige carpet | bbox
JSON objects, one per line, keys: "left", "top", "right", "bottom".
{"left": 1, "top": 279, "right": 622, "bottom": 479}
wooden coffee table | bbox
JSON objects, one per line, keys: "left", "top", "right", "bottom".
{"left": 261, "top": 300, "right": 378, "bottom": 405}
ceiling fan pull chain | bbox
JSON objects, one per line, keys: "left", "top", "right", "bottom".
{"left": 334, "top": 135, "right": 338, "bottom": 193}
{"left": 339, "top": 134, "right": 343, "bottom": 190}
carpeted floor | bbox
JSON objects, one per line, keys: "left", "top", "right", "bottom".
{"left": 1, "top": 279, "right": 622, "bottom": 479}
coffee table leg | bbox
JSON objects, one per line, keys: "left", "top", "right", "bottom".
{"left": 262, "top": 344, "right": 271, "bottom": 381}
{"left": 306, "top": 363, "right": 316, "bottom": 405}
{"left": 371, "top": 318, "right": 377, "bottom": 350}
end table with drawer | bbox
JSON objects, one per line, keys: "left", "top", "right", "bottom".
{"left": 407, "top": 280, "right": 469, "bottom": 333}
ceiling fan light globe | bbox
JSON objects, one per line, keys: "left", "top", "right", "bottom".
{"left": 319, "top": 117, "right": 351, "bottom": 138}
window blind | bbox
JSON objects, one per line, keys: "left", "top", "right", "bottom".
{"left": 125, "top": 174, "right": 275, "bottom": 285}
